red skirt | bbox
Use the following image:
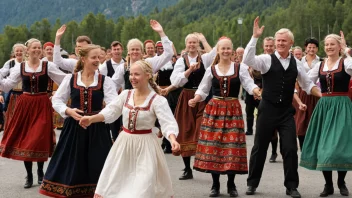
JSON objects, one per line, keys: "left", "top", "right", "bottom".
{"left": 295, "top": 89, "right": 320, "bottom": 136}
{"left": 349, "top": 80, "right": 352, "bottom": 100}
{"left": 4, "top": 92, "right": 21, "bottom": 130}
{"left": 175, "top": 89, "right": 206, "bottom": 157}
{"left": 193, "top": 98, "right": 248, "bottom": 174}
{"left": 0, "top": 93, "right": 54, "bottom": 161}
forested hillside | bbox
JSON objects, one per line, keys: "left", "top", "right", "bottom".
{"left": 0, "top": 0, "right": 178, "bottom": 30}
{"left": 0, "top": 0, "right": 351, "bottom": 64}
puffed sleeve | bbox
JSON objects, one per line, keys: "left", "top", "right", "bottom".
{"left": 170, "top": 58, "right": 188, "bottom": 87}
{"left": 111, "top": 65, "right": 125, "bottom": 91}
{"left": 99, "top": 90, "right": 129, "bottom": 123}
{"left": 52, "top": 74, "right": 72, "bottom": 118}
{"left": 99, "top": 62, "right": 108, "bottom": 76}
{"left": 48, "top": 62, "right": 69, "bottom": 85}
{"left": 103, "top": 77, "right": 118, "bottom": 105}
{"left": 344, "top": 56, "right": 352, "bottom": 76}
{"left": 307, "top": 61, "right": 321, "bottom": 83}
{"left": 0, "top": 63, "right": 21, "bottom": 92}
{"left": 0, "top": 60, "right": 11, "bottom": 78}
{"left": 201, "top": 47, "right": 217, "bottom": 69}
{"left": 153, "top": 96, "right": 179, "bottom": 141}
{"left": 145, "top": 36, "right": 173, "bottom": 73}
{"left": 53, "top": 45, "right": 76, "bottom": 73}
{"left": 239, "top": 63, "right": 258, "bottom": 95}
{"left": 195, "top": 67, "right": 213, "bottom": 101}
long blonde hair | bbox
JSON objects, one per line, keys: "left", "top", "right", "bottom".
{"left": 74, "top": 44, "right": 101, "bottom": 73}
{"left": 133, "top": 60, "right": 160, "bottom": 94}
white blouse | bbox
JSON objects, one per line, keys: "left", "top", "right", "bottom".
{"left": 52, "top": 71, "right": 117, "bottom": 119}
{"left": 308, "top": 57, "right": 352, "bottom": 83}
{"left": 170, "top": 47, "right": 217, "bottom": 88}
{"left": 100, "top": 89, "right": 179, "bottom": 140}
{"left": 0, "top": 60, "right": 67, "bottom": 92}
{"left": 195, "top": 63, "right": 258, "bottom": 101}
{"left": 301, "top": 55, "right": 321, "bottom": 73}
{"left": 0, "top": 59, "right": 20, "bottom": 78}
{"left": 111, "top": 36, "right": 174, "bottom": 91}
{"left": 53, "top": 45, "right": 78, "bottom": 73}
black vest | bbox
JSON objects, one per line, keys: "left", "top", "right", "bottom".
{"left": 106, "top": 60, "right": 115, "bottom": 77}
{"left": 262, "top": 54, "right": 298, "bottom": 106}
{"left": 124, "top": 65, "right": 132, "bottom": 90}
{"left": 21, "top": 61, "right": 49, "bottom": 93}
{"left": 70, "top": 73, "right": 105, "bottom": 114}
{"left": 319, "top": 58, "right": 350, "bottom": 93}
{"left": 183, "top": 54, "right": 205, "bottom": 89}
{"left": 211, "top": 63, "right": 241, "bottom": 98}
{"left": 157, "top": 68, "right": 173, "bottom": 86}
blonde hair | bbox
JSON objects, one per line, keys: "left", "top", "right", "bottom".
{"left": 275, "top": 28, "right": 294, "bottom": 42}
{"left": 293, "top": 46, "right": 302, "bottom": 51}
{"left": 132, "top": 60, "right": 160, "bottom": 94}
{"left": 25, "top": 38, "right": 41, "bottom": 48}
{"left": 127, "top": 38, "right": 144, "bottom": 53}
{"left": 264, "top": 36, "right": 275, "bottom": 42}
{"left": 12, "top": 43, "right": 26, "bottom": 60}
{"left": 74, "top": 44, "right": 101, "bottom": 73}
{"left": 211, "top": 38, "right": 233, "bottom": 67}
{"left": 185, "top": 33, "right": 199, "bottom": 45}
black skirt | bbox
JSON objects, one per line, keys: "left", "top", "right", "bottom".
{"left": 39, "top": 117, "right": 112, "bottom": 197}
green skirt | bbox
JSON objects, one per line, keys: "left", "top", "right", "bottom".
{"left": 300, "top": 96, "right": 352, "bottom": 171}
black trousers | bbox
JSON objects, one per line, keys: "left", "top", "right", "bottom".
{"left": 245, "top": 95, "right": 260, "bottom": 133}
{"left": 247, "top": 99, "right": 299, "bottom": 189}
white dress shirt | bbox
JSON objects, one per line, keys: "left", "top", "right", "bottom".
{"left": 242, "top": 37, "right": 316, "bottom": 94}
{"left": 99, "top": 58, "right": 125, "bottom": 76}
{"left": 301, "top": 55, "right": 321, "bottom": 73}
{"left": 111, "top": 36, "right": 173, "bottom": 91}
{"left": 195, "top": 63, "right": 258, "bottom": 101}
{"left": 52, "top": 71, "right": 117, "bottom": 119}
{"left": 53, "top": 45, "right": 77, "bottom": 73}
{"left": 170, "top": 47, "right": 217, "bottom": 88}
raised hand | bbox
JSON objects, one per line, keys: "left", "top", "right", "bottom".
{"left": 56, "top": 25, "right": 67, "bottom": 40}
{"left": 253, "top": 16, "right": 265, "bottom": 38}
{"left": 340, "top": 31, "right": 347, "bottom": 51}
{"left": 194, "top": 32, "right": 206, "bottom": 42}
{"left": 150, "top": 20, "right": 164, "bottom": 34}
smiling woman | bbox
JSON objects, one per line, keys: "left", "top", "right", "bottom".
{"left": 0, "top": 38, "right": 67, "bottom": 189}
{"left": 39, "top": 44, "right": 118, "bottom": 198}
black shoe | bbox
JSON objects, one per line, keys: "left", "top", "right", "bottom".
{"left": 286, "top": 188, "right": 301, "bottom": 198}
{"left": 209, "top": 187, "right": 220, "bottom": 197}
{"left": 319, "top": 184, "right": 334, "bottom": 197}
{"left": 228, "top": 186, "right": 238, "bottom": 197}
{"left": 246, "top": 131, "right": 253, "bottom": 135}
{"left": 37, "top": 170, "right": 44, "bottom": 185}
{"left": 246, "top": 186, "right": 256, "bottom": 195}
{"left": 163, "top": 147, "right": 172, "bottom": 154}
{"left": 24, "top": 175, "right": 33, "bottom": 188}
{"left": 339, "top": 184, "right": 349, "bottom": 196}
{"left": 269, "top": 153, "right": 278, "bottom": 163}
{"left": 179, "top": 169, "right": 193, "bottom": 180}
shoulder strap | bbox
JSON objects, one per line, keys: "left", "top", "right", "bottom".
{"left": 9, "top": 60, "right": 16, "bottom": 68}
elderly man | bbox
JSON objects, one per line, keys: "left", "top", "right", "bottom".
{"left": 243, "top": 17, "right": 321, "bottom": 198}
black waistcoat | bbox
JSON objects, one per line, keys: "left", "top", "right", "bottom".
{"left": 262, "top": 54, "right": 298, "bottom": 106}
{"left": 211, "top": 63, "right": 241, "bottom": 98}
{"left": 106, "top": 60, "right": 115, "bottom": 78}
{"left": 319, "top": 58, "right": 350, "bottom": 93}
{"left": 70, "top": 73, "right": 105, "bottom": 114}
{"left": 183, "top": 54, "right": 205, "bottom": 89}
{"left": 157, "top": 68, "right": 173, "bottom": 86}
{"left": 21, "top": 61, "right": 49, "bottom": 93}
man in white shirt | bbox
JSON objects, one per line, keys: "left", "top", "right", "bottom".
{"left": 243, "top": 17, "right": 321, "bottom": 198}
{"left": 99, "top": 41, "right": 125, "bottom": 78}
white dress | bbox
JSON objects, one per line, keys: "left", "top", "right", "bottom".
{"left": 94, "top": 89, "right": 179, "bottom": 198}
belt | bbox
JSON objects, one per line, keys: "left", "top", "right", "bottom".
{"left": 23, "top": 92, "right": 47, "bottom": 96}
{"left": 183, "top": 88, "right": 197, "bottom": 91}
{"left": 322, "top": 92, "right": 349, "bottom": 97}
{"left": 123, "top": 127, "right": 152, "bottom": 134}
{"left": 213, "top": 96, "right": 238, "bottom": 100}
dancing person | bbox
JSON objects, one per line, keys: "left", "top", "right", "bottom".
{"left": 39, "top": 44, "right": 117, "bottom": 197}
{"left": 0, "top": 38, "right": 67, "bottom": 188}
{"left": 79, "top": 60, "right": 180, "bottom": 198}
{"left": 243, "top": 17, "right": 321, "bottom": 198}
{"left": 300, "top": 32, "right": 352, "bottom": 197}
